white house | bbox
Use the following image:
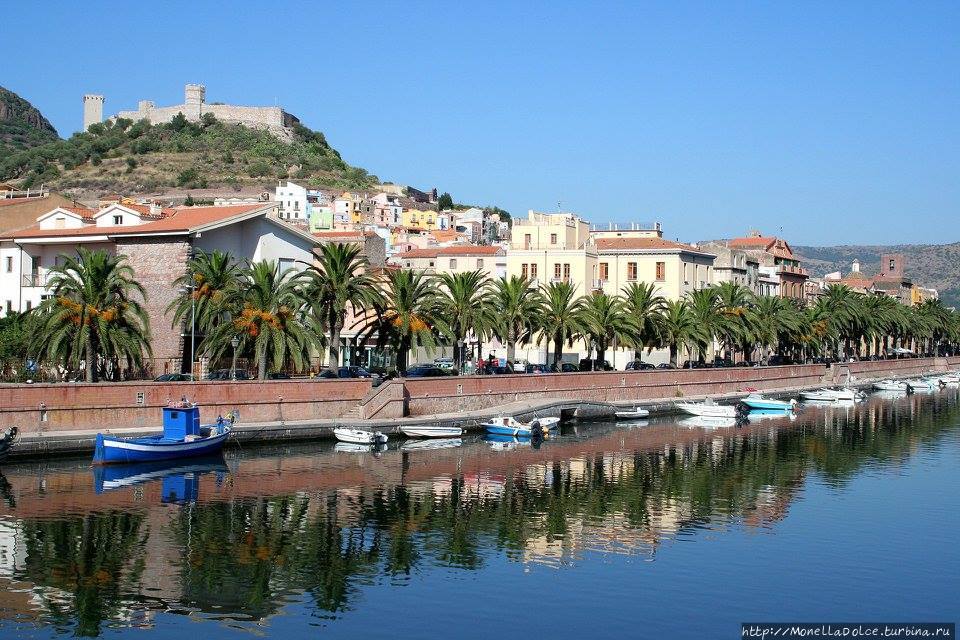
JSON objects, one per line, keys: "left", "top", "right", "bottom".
{"left": 0, "top": 202, "right": 320, "bottom": 372}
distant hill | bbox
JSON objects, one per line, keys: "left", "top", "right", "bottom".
{"left": 794, "top": 243, "right": 960, "bottom": 308}
{"left": 0, "top": 86, "right": 59, "bottom": 151}
{"left": 0, "top": 111, "right": 377, "bottom": 199}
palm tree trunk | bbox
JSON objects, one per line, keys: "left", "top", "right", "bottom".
{"left": 553, "top": 332, "right": 563, "bottom": 368}
{"left": 669, "top": 343, "right": 678, "bottom": 367}
{"left": 328, "top": 323, "right": 341, "bottom": 373}
{"left": 507, "top": 325, "right": 516, "bottom": 363}
{"left": 85, "top": 337, "right": 95, "bottom": 383}
{"left": 258, "top": 348, "right": 267, "bottom": 380}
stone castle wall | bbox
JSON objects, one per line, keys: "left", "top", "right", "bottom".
{"left": 115, "top": 103, "right": 292, "bottom": 138}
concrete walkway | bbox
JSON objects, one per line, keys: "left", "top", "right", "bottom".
{"left": 3, "top": 369, "right": 927, "bottom": 459}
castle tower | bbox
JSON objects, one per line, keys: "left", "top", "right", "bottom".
{"left": 880, "top": 253, "right": 905, "bottom": 279}
{"left": 82, "top": 94, "right": 104, "bottom": 131}
{"left": 184, "top": 84, "right": 205, "bottom": 120}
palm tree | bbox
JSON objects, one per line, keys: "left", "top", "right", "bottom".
{"left": 358, "top": 269, "right": 440, "bottom": 374}
{"left": 714, "top": 282, "right": 753, "bottom": 361}
{"left": 205, "top": 261, "right": 319, "bottom": 380}
{"left": 31, "top": 248, "right": 151, "bottom": 382}
{"left": 577, "top": 291, "right": 631, "bottom": 366}
{"left": 686, "top": 287, "right": 722, "bottom": 365}
{"left": 620, "top": 282, "right": 666, "bottom": 363}
{"left": 303, "top": 243, "right": 380, "bottom": 373}
{"left": 492, "top": 275, "right": 542, "bottom": 364}
{"left": 435, "top": 270, "right": 495, "bottom": 371}
{"left": 168, "top": 250, "right": 243, "bottom": 334}
{"left": 816, "top": 284, "right": 862, "bottom": 359}
{"left": 748, "top": 295, "right": 803, "bottom": 364}
{"left": 660, "top": 299, "right": 700, "bottom": 367}
{"left": 539, "top": 281, "right": 584, "bottom": 369}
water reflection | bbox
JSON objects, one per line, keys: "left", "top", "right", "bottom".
{"left": 0, "top": 390, "right": 958, "bottom": 636}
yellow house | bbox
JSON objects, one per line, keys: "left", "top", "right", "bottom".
{"left": 401, "top": 208, "right": 439, "bottom": 230}
{"left": 507, "top": 210, "right": 598, "bottom": 297}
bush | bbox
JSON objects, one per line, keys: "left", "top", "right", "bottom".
{"left": 247, "top": 159, "right": 272, "bottom": 177}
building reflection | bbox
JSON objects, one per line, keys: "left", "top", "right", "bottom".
{"left": 0, "top": 391, "right": 957, "bottom": 635}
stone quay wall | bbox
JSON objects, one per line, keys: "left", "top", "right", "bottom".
{"left": 1, "top": 357, "right": 956, "bottom": 434}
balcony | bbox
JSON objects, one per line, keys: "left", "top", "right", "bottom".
{"left": 777, "top": 264, "right": 809, "bottom": 277}
{"left": 22, "top": 272, "right": 51, "bottom": 287}
{"left": 592, "top": 279, "right": 606, "bottom": 290}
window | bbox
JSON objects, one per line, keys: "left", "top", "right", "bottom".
{"left": 278, "top": 258, "right": 295, "bottom": 273}
{"left": 25, "top": 300, "right": 32, "bottom": 311}
{"left": 4, "top": 256, "right": 11, "bottom": 273}
{"left": 554, "top": 263, "right": 561, "bottom": 280}
{"left": 4, "top": 301, "right": 11, "bottom": 314}
{"left": 429, "top": 261, "right": 435, "bottom": 268}
{"left": 563, "top": 263, "right": 570, "bottom": 280}
{"left": 113, "top": 215, "right": 123, "bottom": 225}
{"left": 54, "top": 217, "right": 65, "bottom": 229}
{"left": 477, "top": 258, "right": 484, "bottom": 268}
{"left": 599, "top": 262, "right": 608, "bottom": 281}
{"left": 889, "top": 258, "right": 896, "bottom": 271}
{"left": 656, "top": 261, "right": 665, "bottom": 280}
{"left": 530, "top": 263, "right": 537, "bottom": 279}
{"left": 627, "top": 262, "right": 638, "bottom": 281}
{"left": 524, "top": 234, "right": 532, "bottom": 249}
{"left": 683, "top": 263, "right": 688, "bottom": 284}
{"left": 522, "top": 263, "right": 529, "bottom": 279}
{"left": 450, "top": 258, "right": 458, "bottom": 269}
{"left": 550, "top": 233, "right": 557, "bottom": 245}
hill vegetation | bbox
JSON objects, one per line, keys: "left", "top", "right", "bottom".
{"left": 0, "top": 86, "right": 59, "bottom": 151}
{"left": 0, "top": 110, "right": 378, "bottom": 197}
{"left": 795, "top": 243, "right": 960, "bottom": 308}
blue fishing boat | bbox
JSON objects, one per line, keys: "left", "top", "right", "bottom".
{"left": 93, "top": 401, "right": 234, "bottom": 465}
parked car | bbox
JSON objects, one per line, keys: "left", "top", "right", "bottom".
{"left": 548, "top": 362, "right": 579, "bottom": 373}
{"left": 434, "top": 357, "right": 455, "bottom": 371}
{"left": 403, "top": 364, "right": 449, "bottom": 377}
{"left": 767, "top": 355, "right": 794, "bottom": 366}
{"left": 525, "top": 363, "right": 549, "bottom": 374}
{"left": 578, "top": 358, "right": 613, "bottom": 371}
{"left": 681, "top": 360, "right": 712, "bottom": 369}
{"left": 656, "top": 363, "right": 677, "bottom": 369}
{"left": 154, "top": 373, "right": 194, "bottom": 382}
{"left": 315, "top": 366, "right": 376, "bottom": 379}
{"left": 206, "top": 369, "right": 251, "bottom": 380}
{"left": 625, "top": 360, "right": 656, "bottom": 371}
{"left": 712, "top": 357, "right": 735, "bottom": 368}
{"left": 267, "top": 372, "right": 291, "bottom": 380}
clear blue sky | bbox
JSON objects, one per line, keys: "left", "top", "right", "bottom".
{"left": 4, "top": 1, "right": 958, "bottom": 246}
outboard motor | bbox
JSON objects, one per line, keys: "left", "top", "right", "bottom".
{"left": 529, "top": 420, "right": 544, "bottom": 448}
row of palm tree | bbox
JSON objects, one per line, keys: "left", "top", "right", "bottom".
{"left": 27, "top": 246, "right": 960, "bottom": 381}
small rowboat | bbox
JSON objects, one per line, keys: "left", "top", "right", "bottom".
{"left": 801, "top": 388, "right": 862, "bottom": 402}
{"left": 482, "top": 416, "right": 560, "bottom": 437}
{"left": 739, "top": 394, "right": 796, "bottom": 411}
{"left": 93, "top": 403, "right": 233, "bottom": 465}
{"left": 675, "top": 401, "right": 737, "bottom": 418}
{"left": 400, "top": 425, "right": 463, "bottom": 438}
{"left": 333, "top": 428, "right": 388, "bottom": 445}
{"left": 615, "top": 407, "right": 650, "bottom": 420}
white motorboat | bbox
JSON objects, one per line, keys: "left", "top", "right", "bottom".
{"left": 333, "top": 428, "right": 388, "bottom": 445}
{"left": 400, "top": 438, "right": 462, "bottom": 452}
{"left": 873, "top": 379, "right": 908, "bottom": 392}
{"left": 482, "top": 416, "right": 560, "bottom": 437}
{"left": 679, "top": 415, "right": 737, "bottom": 429}
{"left": 800, "top": 388, "right": 861, "bottom": 402}
{"left": 615, "top": 407, "right": 650, "bottom": 420}
{"left": 675, "top": 400, "right": 737, "bottom": 418}
{"left": 400, "top": 425, "right": 464, "bottom": 438}
{"left": 906, "top": 378, "right": 938, "bottom": 391}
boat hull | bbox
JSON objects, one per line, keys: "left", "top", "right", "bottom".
{"left": 740, "top": 397, "right": 793, "bottom": 411}
{"left": 333, "top": 428, "right": 387, "bottom": 445}
{"left": 676, "top": 403, "right": 737, "bottom": 418}
{"left": 93, "top": 429, "right": 230, "bottom": 465}
{"left": 615, "top": 408, "right": 650, "bottom": 419}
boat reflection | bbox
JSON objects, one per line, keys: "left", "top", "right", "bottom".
{"left": 93, "top": 455, "right": 230, "bottom": 503}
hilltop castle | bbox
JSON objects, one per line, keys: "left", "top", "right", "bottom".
{"left": 82, "top": 83, "right": 301, "bottom": 141}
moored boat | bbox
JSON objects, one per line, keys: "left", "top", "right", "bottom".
{"left": 739, "top": 394, "right": 796, "bottom": 411}
{"left": 93, "top": 402, "right": 234, "bottom": 465}
{"left": 482, "top": 416, "right": 560, "bottom": 437}
{"left": 800, "top": 388, "right": 862, "bottom": 402}
{"left": 873, "top": 379, "right": 908, "bottom": 392}
{"left": 675, "top": 400, "right": 737, "bottom": 418}
{"left": 615, "top": 407, "right": 650, "bottom": 420}
{"left": 400, "top": 425, "right": 463, "bottom": 438}
{"left": 906, "top": 378, "right": 938, "bottom": 391}
{"left": 333, "top": 428, "right": 388, "bottom": 445}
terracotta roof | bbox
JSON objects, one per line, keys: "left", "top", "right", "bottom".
{"left": 4, "top": 204, "right": 269, "bottom": 240}
{"left": 595, "top": 237, "right": 704, "bottom": 252}
{"left": 430, "top": 229, "right": 466, "bottom": 242}
{"left": 0, "top": 196, "right": 51, "bottom": 208}
{"left": 123, "top": 203, "right": 177, "bottom": 218}
{"left": 64, "top": 206, "right": 96, "bottom": 220}
{"left": 396, "top": 245, "right": 503, "bottom": 259}
{"left": 728, "top": 236, "right": 775, "bottom": 249}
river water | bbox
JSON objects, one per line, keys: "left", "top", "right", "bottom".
{"left": 1, "top": 389, "right": 958, "bottom": 638}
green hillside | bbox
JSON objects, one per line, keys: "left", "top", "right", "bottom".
{"left": 0, "top": 111, "right": 377, "bottom": 197}
{"left": 0, "top": 86, "right": 59, "bottom": 151}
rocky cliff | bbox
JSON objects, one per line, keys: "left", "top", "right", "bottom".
{"left": 0, "top": 86, "right": 59, "bottom": 151}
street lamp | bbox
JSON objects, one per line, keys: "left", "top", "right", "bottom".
{"left": 179, "top": 284, "right": 196, "bottom": 377}
{"left": 231, "top": 336, "right": 240, "bottom": 380}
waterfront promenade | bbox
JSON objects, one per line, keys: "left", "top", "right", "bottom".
{"left": 4, "top": 356, "right": 957, "bottom": 458}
